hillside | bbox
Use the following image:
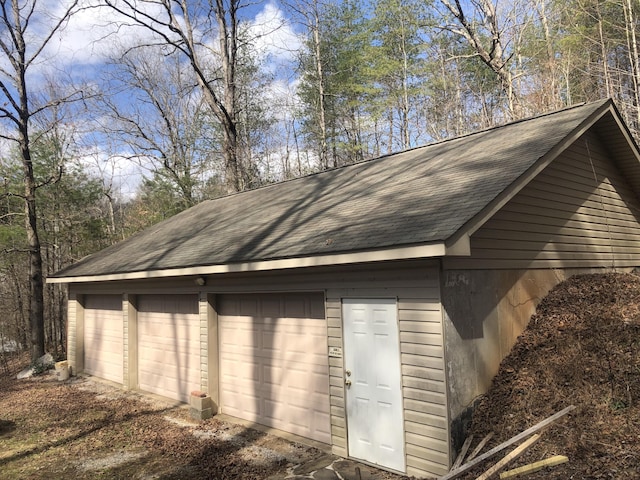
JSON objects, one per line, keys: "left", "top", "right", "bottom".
{"left": 458, "top": 273, "right": 640, "bottom": 479}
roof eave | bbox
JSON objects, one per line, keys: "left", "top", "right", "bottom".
{"left": 47, "top": 241, "right": 451, "bottom": 284}
{"left": 446, "top": 99, "right": 619, "bottom": 247}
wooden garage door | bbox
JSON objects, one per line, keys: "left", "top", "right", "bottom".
{"left": 84, "top": 294, "right": 123, "bottom": 384}
{"left": 219, "top": 292, "right": 331, "bottom": 443}
{"left": 137, "top": 295, "right": 200, "bottom": 402}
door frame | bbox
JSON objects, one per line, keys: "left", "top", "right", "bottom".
{"left": 342, "top": 297, "right": 406, "bottom": 473}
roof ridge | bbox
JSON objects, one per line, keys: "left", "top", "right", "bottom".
{"left": 205, "top": 99, "right": 609, "bottom": 205}
{"left": 371, "top": 99, "right": 610, "bottom": 159}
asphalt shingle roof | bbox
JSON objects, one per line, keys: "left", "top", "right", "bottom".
{"left": 53, "top": 99, "right": 611, "bottom": 278}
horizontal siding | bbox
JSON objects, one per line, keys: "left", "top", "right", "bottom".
{"left": 67, "top": 293, "right": 78, "bottom": 374}
{"left": 199, "top": 295, "right": 209, "bottom": 392}
{"left": 326, "top": 265, "right": 449, "bottom": 477}
{"left": 398, "top": 284, "right": 449, "bottom": 476}
{"left": 123, "top": 296, "right": 130, "bottom": 387}
{"left": 71, "top": 261, "right": 448, "bottom": 477}
{"left": 446, "top": 131, "right": 640, "bottom": 270}
{"left": 326, "top": 296, "right": 346, "bottom": 457}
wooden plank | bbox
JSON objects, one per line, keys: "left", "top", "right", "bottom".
{"left": 499, "top": 455, "right": 569, "bottom": 479}
{"left": 466, "top": 432, "right": 494, "bottom": 462}
{"left": 474, "top": 434, "right": 541, "bottom": 480}
{"left": 438, "top": 406, "right": 575, "bottom": 480}
{"left": 451, "top": 435, "right": 474, "bottom": 470}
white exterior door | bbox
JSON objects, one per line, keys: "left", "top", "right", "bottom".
{"left": 137, "top": 295, "right": 200, "bottom": 402}
{"left": 84, "top": 294, "right": 123, "bottom": 384}
{"left": 343, "top": 298, "right": 405, "bottom": 472}
{"left": 218, "top": 293, "right": 331, "bottom": 443}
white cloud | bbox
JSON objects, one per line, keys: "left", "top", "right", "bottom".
{"left": 247, "top": 2, "right": 303, "bottom": 67}
{"left": 49, "top": 0, "right": 173, "bottom": 67}
{"left": 79, "top": 148, "right": 150, "bottom": 201}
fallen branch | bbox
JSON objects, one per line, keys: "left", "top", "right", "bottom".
{"left": 452, "top": 435, "right": 474, "bottom": 469}
{"left": 467, "top": 432, "right": 494, "bottom": 462}
{"left": 475, "top": 434, "right": 540, "bottom": 480}
{"left": 498, "top": 455, "right": 568, "bottom": 479}
{"left": 438, "top": 405, "right": 575, "bottom": 480}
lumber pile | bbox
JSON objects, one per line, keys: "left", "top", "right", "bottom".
{"left": 438, "top": 406, "right": 574, "bottom": 480}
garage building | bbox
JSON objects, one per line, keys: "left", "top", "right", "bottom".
{"left": 50, "top": 99, "right": 640, "bottom": 477}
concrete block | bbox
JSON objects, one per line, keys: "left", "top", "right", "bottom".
{"left": 190, "top": 407, "right": 214, "bottom": 421}
{"left": 189, "top": 394, "right": 214, "bottom": 411}
{"left": 189, "top": 391, "right": 217, "bottom": 421}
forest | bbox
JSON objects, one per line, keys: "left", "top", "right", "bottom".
{"left": 1, "top": 0, "right": 639, "bottom": 365}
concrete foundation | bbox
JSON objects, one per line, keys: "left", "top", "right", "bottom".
{"left": 441, "top": 267, "right": 608, "bottom": 452}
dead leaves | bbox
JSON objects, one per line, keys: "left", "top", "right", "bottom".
{"left": 463, "top": 273, "right": 640, "bottom": 479}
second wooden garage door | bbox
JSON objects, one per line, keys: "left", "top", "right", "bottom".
{"left": 84, "top": 294, "right": 123, "bottom": 384}
{"left": 219, "top": 293, "right": 331, "bottom": 443}
{"left": 137, "top": 295, "right": 200, "bottom": 402}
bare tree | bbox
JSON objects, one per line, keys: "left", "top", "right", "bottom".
{"left": 104, "top": 0, "right": 251, "bottom": 192}
{"left": 0, "top": 0, "right": 80, "bottom": 362}
{"left": 438, "top": 0, "right": 522, "bottom": 120}
{"left": 102, "top": 47, "right": 212, "bottom": 208}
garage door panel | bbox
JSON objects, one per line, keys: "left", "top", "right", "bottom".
{"left": 84, "top": 294, "right": 123, "bottom": 384}
{"left": 220, "top": 293, "right": 330, "bottom": 443}
{"left": 137, "top": 294, "right": 200, "bottom": 402}
{"left": 224, "top": 392, "right": 260, "bottom": 416}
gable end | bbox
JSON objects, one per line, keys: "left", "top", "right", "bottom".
{"left": 444, "top": 129, "right": 640, "bottom": 270}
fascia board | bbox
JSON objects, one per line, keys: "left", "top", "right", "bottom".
{"left": 447, "top": 100, "right": 615, "bottom": 246}
{"left": 47, "top": 242, "right": 448, "bottom": 284}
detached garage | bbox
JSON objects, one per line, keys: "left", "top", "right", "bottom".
{"left": 51, "top": 99, "right": 640, "bottom": 478}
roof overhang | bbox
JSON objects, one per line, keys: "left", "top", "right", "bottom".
{"left": 47, "top": 241, "right": 450, "bottom": 284}
{"left": 446, "top": 99, "right": 640, "bottom": 246}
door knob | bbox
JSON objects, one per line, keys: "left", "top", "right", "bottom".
{"left": 345, "top": 379, "right": 352, "bottom": 387}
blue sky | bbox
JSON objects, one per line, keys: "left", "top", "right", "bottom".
{"left": 2, "top": 0, "right": 305, "bottom": 199}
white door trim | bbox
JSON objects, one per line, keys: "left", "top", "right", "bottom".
{"left": 342, "top": 298, "right": 406, "bottom": 472}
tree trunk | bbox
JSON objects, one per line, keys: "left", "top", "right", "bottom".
{"left": 312, "top": 4, "right": 329, "bottom": 170}
{"left": 623, "top": 0, "right": 640, "bottom": 128}
{"left": 22, "top": 143, "right": 45, "bottom": 362}
{"left": 440, "top": 0, "right": 519, "bottom": 119}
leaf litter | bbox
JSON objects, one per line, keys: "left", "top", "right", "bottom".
{"left": 458, "top": 273, "right": 640, "bottom": 479}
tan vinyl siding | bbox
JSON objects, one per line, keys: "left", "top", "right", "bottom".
{"left": 69, "top": 260, "right": 448, "bottom": 478}
{"left": 123, "top": 295, "right": 130, "bottom": 387}
{"left": 446, "top": 131, "right": 640, "bottom": 270}
{"left": 199, "top": 293, "right": 209, "bottom": 392}
{"left": 67, "top": 292, "right": 80, "bottom": 375}
{"left": 326, "top": 265, "right": 449, "bottom": 477}
{"left": 326, "top": 298, "right": 347, "bottom": 455}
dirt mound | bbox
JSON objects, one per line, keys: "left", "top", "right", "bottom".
{"left": 461, "top": 273, "right": 640, "bottom": 479}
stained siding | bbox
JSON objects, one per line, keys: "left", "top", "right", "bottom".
{"left": 445, "top": 131, "right": 640, "bottom": 270}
